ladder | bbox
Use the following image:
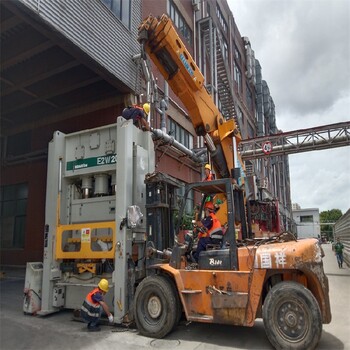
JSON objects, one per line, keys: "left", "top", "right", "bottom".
{"left": 198, "top": 17, "right": 239, "bottom": 130}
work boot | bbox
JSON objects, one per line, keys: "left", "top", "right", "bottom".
{"left": 87, "top": 325, "right": 101, "bottom": 332}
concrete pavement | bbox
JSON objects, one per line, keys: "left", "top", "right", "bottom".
{"left": 0, "top": 243, "right": 349, "bottom": 350}
{"left": 318, "top": 243, "right": 350, "bottom": 350}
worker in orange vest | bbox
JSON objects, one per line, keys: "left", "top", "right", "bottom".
{"left": 192, "top": 201, "right": 223, "bottom": 262}
{"left": 203, "top": 163, "right": 214, "bottom": 181}
{"left": 81, "top": 279, "right": 113, "bottom": 331}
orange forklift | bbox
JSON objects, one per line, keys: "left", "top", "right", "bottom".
{"left": 135, "top": 15, "right": 331, "bottom": 349}
{"left": 135, "top": 177, "right": 330, "bottom": 350}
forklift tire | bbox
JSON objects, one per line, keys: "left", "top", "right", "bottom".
{"left": 263, "top": 281, "right": 322, "bottom": 350}
{"left": 162, "top": 274, "right": 183, "bottom": 328}
{"left": 134, "top": 274, "right": 180, "bottom": 338}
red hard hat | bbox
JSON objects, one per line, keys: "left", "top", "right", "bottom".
{"left": 204, "top": 202, "right": 215, "bottom": 211}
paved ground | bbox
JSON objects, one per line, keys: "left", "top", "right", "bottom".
{"left": 0, "top": 243, "right": 349, "bottom": 350}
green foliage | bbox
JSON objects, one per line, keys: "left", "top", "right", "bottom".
{"left": 320, "top": 209, "right": 343, "bottom": 240}
{"left": 180, "top": 214, "right": 194, "bottom": 230}
{"left": 173, "top": 210, "right": 193, "bottom": 230}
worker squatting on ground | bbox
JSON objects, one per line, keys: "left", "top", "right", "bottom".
{"left": 122, "top": 103, "right": 151, "bottom": 131}
{"left": 81, "top": 279, "right": 114, "bottom": 332}
{"left": 192, "top": 201, "right": 223, "bottom": 262}
{"left": 202, "top": 163, "right": 214, "bottom": 181}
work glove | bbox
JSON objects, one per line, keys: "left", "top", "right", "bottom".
{"left": 108, "top": 314, "right": 114, "bottom": 324}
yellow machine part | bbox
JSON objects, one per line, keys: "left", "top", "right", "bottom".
{"left": 76, "top": 263, "right": 97, "bottom": 274}
{"left": 55, "top": 221, "right": 116, "bottom": 259}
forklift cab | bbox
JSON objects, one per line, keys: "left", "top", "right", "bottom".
{"left": 172, "top": 178, "right": 247, "bottom": 271}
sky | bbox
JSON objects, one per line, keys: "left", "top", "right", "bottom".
{"left": 227, "top": 0, "right": 350, "bottom": 214}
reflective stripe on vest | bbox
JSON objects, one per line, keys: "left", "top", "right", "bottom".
{"left": 81, "top": 288, "right": 101, "bottom": 318}
{"left": 208, "top": 213, "right": 223, "bottom": 239}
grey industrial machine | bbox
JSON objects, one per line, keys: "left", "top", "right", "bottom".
{"left": 24, "top": 117, "right": 156, "bottom": 323}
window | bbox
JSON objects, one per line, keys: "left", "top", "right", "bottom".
{"left": 101, "top": 0, "right": 131, "bottom": 28}
{"left": 216, "top": 5, "right": 228, "bottom": 33}
{"left": 300, "top": 215, "right": 314, "bottom": 223}
{"left": 222, "top": 36, "right": 228, "bottom": 61}
{"left": 168, "top": 118, "right": 194, "bottom": 149}
{"left": 234, "top": 45, "right": 241, "bottom": 62}
{"left": 246, "top": 84, "right": 253, "bottom": 111}
{"left": 236, "top": 107, "right": 243, "bottom": 129}
{"left": 167, "top": 0, "right": 192, "bottom": 45}
{"left": 234, "top": 62, "right": 242, "bottom": 92}
{"left": 0, "top": 183, "right": 28, "bottom": 249}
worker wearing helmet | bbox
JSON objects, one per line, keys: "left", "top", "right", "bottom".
{"left": 121, "top": 103, "right": 150, "bottom": 131}
{"left": 203, "top": 163, "right": 214, "bottom": 181}
{"left": 142, "top": 102, "right": 150, "bottom": 115}
{"left": 202, "top": 163, "right": 214, "bottom": 203}
{"left": 81, "top": 278, "right": 113, "bottom": 331}
{"left": 192, "top": 201, "right": 223, "bottom": 262}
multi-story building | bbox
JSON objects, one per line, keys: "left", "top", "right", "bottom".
{"left": 292, "top": 203, "right": 301, "bottom": 210}
{"left": 0, "top": 0, "right": 292, "bottom": 265}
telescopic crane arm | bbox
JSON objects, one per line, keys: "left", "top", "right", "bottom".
{"left": 138, "top": 14, "right": 244, "bottom": 179}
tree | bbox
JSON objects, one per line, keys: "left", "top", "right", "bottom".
{"left": 320, "top": 209, "right": 343, "bottom": 241}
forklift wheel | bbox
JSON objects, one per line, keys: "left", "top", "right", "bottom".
{"left": 134, "top": 274, "right": 179, "bottom": 338}
{"left": 263, "top": 281, "right": 322, "bottom": 350}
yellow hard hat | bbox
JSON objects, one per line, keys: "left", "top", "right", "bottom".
{"left": 204, "top": 164, "right": 211, "bottom": 170}
{"left": 98, "top": 279, "right": 109, "bottom": 292}
{"left": 143, "top": 103, "right": 150, "bottom": 115}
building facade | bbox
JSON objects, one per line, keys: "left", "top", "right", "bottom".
{"left": 0, "top": 0, "right": 292, "bottom": 265}
{"left": 293, "top": 208, "right": 321, "bottom": 239}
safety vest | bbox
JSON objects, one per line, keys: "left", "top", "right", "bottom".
{"left": 203, "top": 173, "right": 214, "bottom": 181}
{"left": 208, "top": 213, "right": 223, "bottom": 238}
{"left": 81, "top": 288, "right": 101, "bottom": 321}
{"left": 199, "top": 213, "right": 223, "bottom": 239}
{"left": 133, "top": 104, "right": 143, "bottom": 110}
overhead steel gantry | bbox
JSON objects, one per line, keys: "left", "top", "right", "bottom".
{"left": 239, "top": 121, "right": 350, "bottom": 160}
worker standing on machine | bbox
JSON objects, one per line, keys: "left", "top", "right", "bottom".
{"left": 122, "top": 103, "right": 151, "bottom": 131}
{"left": 81, "top": 278, "right": 114, "bottom": 332}
{"left": 192, "top": 202, "right": 223, "bottom": 262}
{"left": 202, "top": 163, "right": 215, "bottom": 203}
{"left": 203, "top": 163, "right": 214, "bottom": 181}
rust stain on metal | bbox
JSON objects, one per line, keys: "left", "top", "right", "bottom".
{"left": 211, "top": 292, "right": 248, "bottom": 309}
{"left": 213, "top": 307, "right": 246, "bottom": 325}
